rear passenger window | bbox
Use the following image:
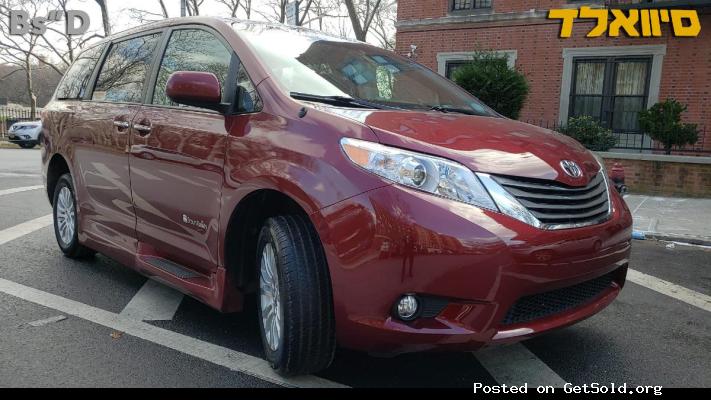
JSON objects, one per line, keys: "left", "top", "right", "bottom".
{"left": 152, "top": 29, "right": 231, "bottom": 106}
{"left": 55, "top": 44, "right": 106, "bottom": 100}
{"left": 92, "top": 33, "right": 161, "bottom": 103}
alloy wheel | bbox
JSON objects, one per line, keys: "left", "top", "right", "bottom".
{"left": 260, "top": 243, "right": 283, "bottom": 352}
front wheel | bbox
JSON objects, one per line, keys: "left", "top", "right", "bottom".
{"left": 257, "top": 215, "right": 336, "bottom": 376}
{"left": 52, "top": 173, "right": 95, "bottom": 258}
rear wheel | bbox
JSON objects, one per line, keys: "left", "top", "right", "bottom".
{"left": 257, "top": 215, "right": 336, "bottom": 376}
{"left": 52, "top": 173, "right": 95, "bottom": 258}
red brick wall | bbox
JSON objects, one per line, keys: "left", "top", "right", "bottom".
{"left": 397, "top": 1, "right": 584, "bottom": 21}
{"left": 395, "top": 10, "right": 711, "bottom": 150}
{"left": 397, "top": 0, "right": 448, "bottom": 21}
{"left": 602, "top": 157, "right": 711, "bottom": 197}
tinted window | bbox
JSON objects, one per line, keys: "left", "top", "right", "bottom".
{"left": 153, "top": 29, "right": 231, "bottom": 106}
{"left": 93, "top": 33, "right": 161, "bottom": 103}
{"left": 235, "top": 64, "right": 262, "bottom": 113}
{"left": 55, "top": 44, "right": 106, "bottom": 99}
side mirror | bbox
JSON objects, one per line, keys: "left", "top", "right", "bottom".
{"left": 166, "top": 71, "right": 224, "bottom": 112}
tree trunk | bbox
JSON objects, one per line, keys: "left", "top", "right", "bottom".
{"left": 159, "top": 0, "right": 169, "bottom": 18}
{"left": 343, "top": 0, "right": 366, "bottom": 41}
{"left": 279, "top": 0, "right": 286, "bottom": 23}
{"left": 24, "top": 55, "right": 36, "bottom": 120}
{"left": 95, "top": 0, "right": 111, "bottom": 36}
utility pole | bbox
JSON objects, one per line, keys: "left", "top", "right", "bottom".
{"left": 180, "top": 0, "right": 187, "bottom": 17}
{"left": 286, "top": 1, "right": 300, "bottom": 26}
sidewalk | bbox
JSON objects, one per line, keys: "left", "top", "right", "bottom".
{"left": 625, "top": 194, "right": 711, "bottom": 245}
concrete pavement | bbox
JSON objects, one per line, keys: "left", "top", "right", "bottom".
{"left": 625, "top": 194, "right": 711, "bottom": 245}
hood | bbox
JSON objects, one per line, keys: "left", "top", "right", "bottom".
{"left": 10, "top": 121, "right": 41, "bottom": 129}
{"left": 353, "top": 111, "right": 601, "bottom": 187}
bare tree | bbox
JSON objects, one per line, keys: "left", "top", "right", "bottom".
{"left": 0, "top": 0, "right": 104, "bottom": 114}
{"left": 215, "top": 0, "right": 241, "bottom": 18}
{"left": 343, "top": 0, "right": 383, "bottom": 41}
{"left": 94, "top": 0, "right": 110, "bottom": 36}
{"left": 265, "top": 0, "right": 288, "bottom": 23}
{"left": 369, "top": 0, "right": 396, "bottom": 49}
{"left": 243, "top": 0, "right": 251, "bottom": 18}
{"left": 0, "top": 1, "right": 44, "bottom": 116}
{"left": 158, "top": 0, "right": 169, "bottom": 18}
{"left": 186, "top": 0, "right": 204, "bottom": 16}
{"left": 1, "top": 1, "right": 52, "bottom": 117}
{"left": 128, "top": 1, "right": 171, "bottom": 23}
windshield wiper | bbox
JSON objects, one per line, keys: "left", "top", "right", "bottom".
{"left": 290, "top": 92, "right": 388, "bottom": 110}
{"left": 428, "top": 105, "right": 480, "bottom": 116}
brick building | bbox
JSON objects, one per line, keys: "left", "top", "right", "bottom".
{"left": 395, "top": 1, "right": 711, "bottom": 153}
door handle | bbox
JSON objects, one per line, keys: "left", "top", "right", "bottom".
{"left": 113, "top": 120, "right": 130, "bottom": 129}
{"left": 133, "top": 123, "right": 152, "bottom": 135}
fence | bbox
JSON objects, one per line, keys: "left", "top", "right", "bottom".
{"left": 521, "top": 118, "right": 711, "bottom": 156}
{"left": 0, "top": 107, "right": 41, "bottom": 138}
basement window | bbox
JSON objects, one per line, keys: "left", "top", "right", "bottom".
{"left": 451, "top": 0, "right": 493, "bottom": 13}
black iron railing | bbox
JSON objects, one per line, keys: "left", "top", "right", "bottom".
{"left": 521, "top": 118, "right": 710, "bottom": 156}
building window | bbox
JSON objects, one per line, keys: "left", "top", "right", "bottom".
{"left": 437, "top": 50, "right": 517, "bottom": 77}
{"left": 445, "top": 61, "right": 469, "bottom": 79}
{"left": 570, "top": 57, "right": 651, "bottom": 145}
{"left": 451, "top": 0, "right": 492, "bottom": 12}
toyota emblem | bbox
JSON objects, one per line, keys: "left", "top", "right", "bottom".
{"left": 560, "top": 160, "right": 583, "bottom": 178}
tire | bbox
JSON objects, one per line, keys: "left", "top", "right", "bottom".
{"left": 256, "top": 215, "right": 336, "bottom": 376}
{"left": 52, "top": 173, "right": 95, "bottom": 258}
{"left": 19, "top": 142, "right": 35, "bottom": 149}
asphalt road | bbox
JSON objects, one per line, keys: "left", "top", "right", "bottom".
{"left": 0, "top": 147, "right": 709, "bottom": 388}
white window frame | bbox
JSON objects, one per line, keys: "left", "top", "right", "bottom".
{"left": 436, "top": 50, "right": 518, "bottom": 77}
{"left": 558, "top": 44, "right": 666, "bottom": 125}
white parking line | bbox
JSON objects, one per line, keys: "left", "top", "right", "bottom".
{"left": 0, "top": 172, "right": 41, "bottom": 178}
{"left": 628, "top": 269, "right": 711, "bottom": 313}
{"left": 0, "top": 277, "right": 346, "bottom": 388}
{"left": 475, "top": 343, "right": 567, "bottom": 387}
{"left": 0, "top": 214, "right": 52, "bottom": 246}
{"left": 630, "top": 195, "right": 649, "bottom": 215}
{"left": 120, "top": 280, "right": 184, "bottom": 321}
{"left": 0, "top": 185, "right": 44, "bottom": 197}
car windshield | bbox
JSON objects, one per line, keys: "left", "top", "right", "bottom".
{"left": 234, "top": 23, "right": 496, "bottom": 116}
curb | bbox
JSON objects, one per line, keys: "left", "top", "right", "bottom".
{"left": 641, "top": 232, "right": 711, "bottom": 247}
{"left": 0, "top": 141, "right": 20, "bottom": 149}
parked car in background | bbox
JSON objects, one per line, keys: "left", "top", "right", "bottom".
{"left": 8, "top": 120, "right": 42, "bottom": 148}
{"left": 41, "top": 17, "right": 633, "bottom": 376}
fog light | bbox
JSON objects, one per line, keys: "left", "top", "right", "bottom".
{"left": 396, "top": 294, "right": 419, "bottom": 321}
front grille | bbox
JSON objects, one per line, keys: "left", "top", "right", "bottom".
{"left": 501, "top": 271, "right": 616, "bottom": 326}
{"left": 493, "top": 172, "right": 610, "bottom": 229}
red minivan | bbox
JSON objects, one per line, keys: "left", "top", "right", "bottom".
{"left": 42, "top": 17, "right": 632, "bottom": 376}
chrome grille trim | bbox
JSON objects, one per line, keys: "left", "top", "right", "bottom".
{"left": 492, "top": 171, "right": 612, "bottom": 230}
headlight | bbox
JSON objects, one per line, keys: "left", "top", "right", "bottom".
{"left": 340, "top": 138, "right": 497, "bottom": 211}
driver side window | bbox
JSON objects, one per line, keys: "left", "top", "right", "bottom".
{"left": 152, "top": 29, "right": 231, "bottom": 106}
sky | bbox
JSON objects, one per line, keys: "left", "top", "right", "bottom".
{"left": 74, "top": 0, "right": 372, "bottom": 42}
{"left": 2, "top": 1, "right": 396, "bottom": 68}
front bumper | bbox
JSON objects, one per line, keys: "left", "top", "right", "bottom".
{"left": 315, "top": 182, "right": 632, "bottom": 354}
{"left": 7, "top": 134, "right": 37, "bottom": 145}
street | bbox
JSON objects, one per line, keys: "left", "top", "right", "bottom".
{"left": 0, "top": 147, "right": 709, "bottom": 388}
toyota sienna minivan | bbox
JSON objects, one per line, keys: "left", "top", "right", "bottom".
{"left": 41, "top": 17, "right": 632, "bottom": 376}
